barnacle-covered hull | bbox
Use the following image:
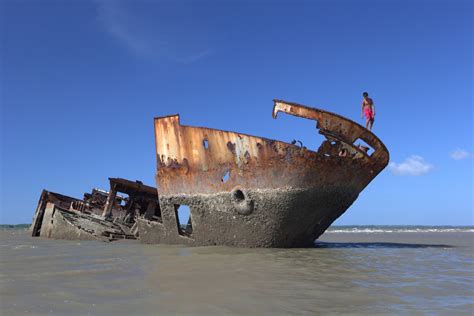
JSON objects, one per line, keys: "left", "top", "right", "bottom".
{"left": 139, "top": 100, "right": 389, "bottom": 247}
{"left": 139, "top": 187, "right": 358, "bottom": 247}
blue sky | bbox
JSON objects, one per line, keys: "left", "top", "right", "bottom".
{"left": 1, "top": 0, "right": 472, "bottom": 225}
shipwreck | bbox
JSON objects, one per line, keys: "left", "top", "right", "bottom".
{"left": 30, "top": 100, "right": 389, "bottom": 247}
{"left": 29, "top": 178, "right": 159, "bottom": 241}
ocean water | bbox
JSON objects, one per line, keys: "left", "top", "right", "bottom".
{"left": 0, "top": 226, "right": 473, "bottom": 315}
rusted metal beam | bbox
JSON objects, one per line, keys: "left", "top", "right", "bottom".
{"left": 101, "top": 183, "right": 118, "bottom": 218}
{"left": 272, "top": 99, "right": 389, "bottom": 171}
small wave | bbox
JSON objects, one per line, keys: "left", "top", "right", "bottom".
{"left": 326, "top": 227, "right": 474, "bottom": 233}
{"left": 13, "top": 245, "right": 38, "bottom": 249}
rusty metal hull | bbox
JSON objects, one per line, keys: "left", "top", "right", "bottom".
{"left": 30, "top": 179, "right": 160, "bottom": 242}
{"left": 31, "top": 194, "right": 135, "bottom": 242}
{"left": 143, "top": 100, "right": 389, "bottom": 247}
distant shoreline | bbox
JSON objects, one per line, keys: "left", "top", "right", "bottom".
{"left": 0, "top": 224, "right": 30, "bottom": 229}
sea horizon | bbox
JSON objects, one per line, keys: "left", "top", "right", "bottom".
{"left": 2, "top": 224, "right": 473, "bottom": 230}
{"left": 2, "top": 224, "right": 473, "bottom": 237}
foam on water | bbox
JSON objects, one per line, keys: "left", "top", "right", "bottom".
{"left": 327, "top": 225, "right": 474, "bottom": 233}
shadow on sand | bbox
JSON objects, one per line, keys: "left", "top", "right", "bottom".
{"left": 314, "top": 242, "right": 454, "bottom": 249}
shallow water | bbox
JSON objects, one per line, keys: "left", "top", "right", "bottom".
{"left": 0, "top": 227, "right": 473, "bottom": 315}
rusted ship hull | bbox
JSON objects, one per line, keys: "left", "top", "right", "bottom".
{"left": 138, "top": 100, "right": 389, "bottom": 247}
{"left": 139, "top": 187, "right": 357, "bottom": 247}
{"left": 29, "top": 190, "right": 136, "bottom": 241}
{"left": 30, "top": 179, "right": 160, "bottom": 241}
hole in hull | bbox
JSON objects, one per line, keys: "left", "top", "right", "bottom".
{"left": 354, "top": 138, "right": 374, "bottom": 156}
{"left": 222, "top": 170, "right": 230, "bottom": 183}
{"left": 174, "top": 204, "right": 193, "bottom": 237}
{"left": 233, "top": 189, "right": 245, "bottom": 201}
{"left": 203, "top": 139, "right": 209, "bottom": 150}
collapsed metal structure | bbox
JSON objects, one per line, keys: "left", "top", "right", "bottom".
{"left": 30, "top": 100, "right": 389, "bottom": 247}
{"left": 29, "top": 179, "right": 159, "bottom": 241}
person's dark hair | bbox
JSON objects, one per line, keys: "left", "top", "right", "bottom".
{"left": 363, "top": 92, "right": 369, "bottom": 97}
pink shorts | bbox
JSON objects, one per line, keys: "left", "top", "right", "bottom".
{"left": 364, "top": 107, "right": 374, "bottom": 120}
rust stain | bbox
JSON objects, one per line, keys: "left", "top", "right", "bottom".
{"left": 154, "top": 100, "right": 389, "bottom": 196}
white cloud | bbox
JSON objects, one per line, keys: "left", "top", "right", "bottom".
{"left": 389, "top": 155, "right": 434, "bottom": 176}
{"left": 173, "top": 49, "right": 214, "bottom": 64}
{"left": 95, "top": 0, "right": 213, "bottom": 63}
{"left": 96, "top": 1, "right": 158, "bottom": 58}
{"left": 450, "top": 148, "right": 472, "bottom": 160}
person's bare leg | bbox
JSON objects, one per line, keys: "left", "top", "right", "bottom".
{"left": 369, "top": 119, "right": 374, "bottom": 131}
{"left": 366, "top": 119, "right": 370, "bottom": 129}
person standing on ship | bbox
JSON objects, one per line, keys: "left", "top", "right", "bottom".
{"left": 361, "top": 92, "right": 375, "bottom": 131}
